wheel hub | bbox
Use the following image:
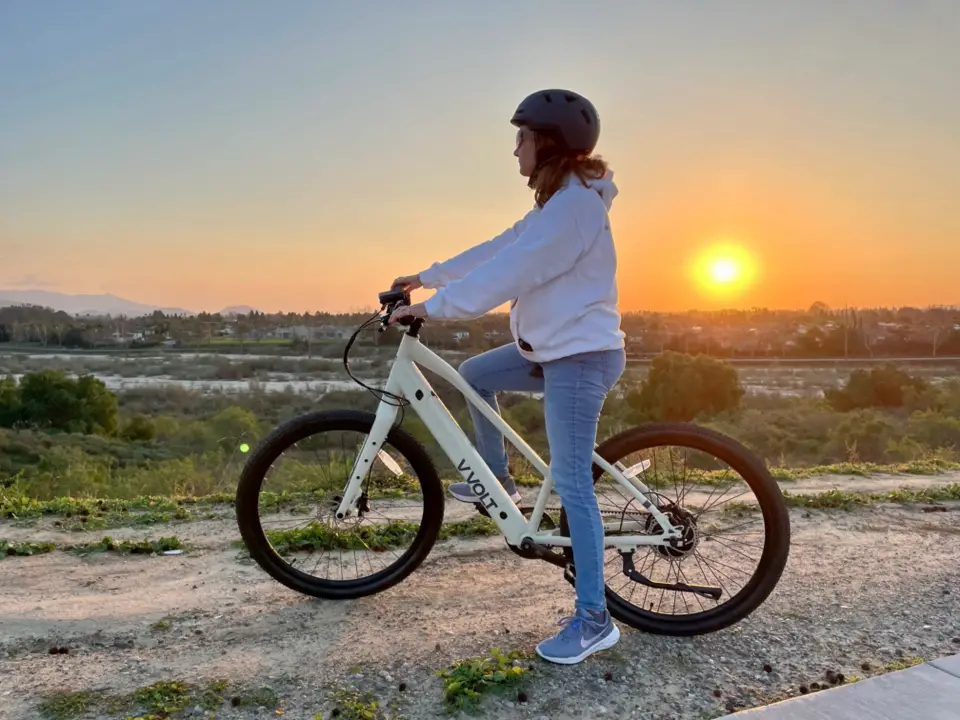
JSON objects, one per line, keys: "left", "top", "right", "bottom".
{"left": 646, "top": 505, "right": 699, "bottom": 559}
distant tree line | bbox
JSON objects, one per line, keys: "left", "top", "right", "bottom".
{"left": 3, "top": 301, "right": 960, "bottom": 358}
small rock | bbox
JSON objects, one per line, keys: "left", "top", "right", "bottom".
{"left": 763, "top": 663, "right": 773, "bottom": 673}
{"left": 712, "top": 689, "right": 722, "bottom": 698}
{"left": 604, "top": 671, "right": 613, "bottom": 682}
{"left": 517, "top": 690, "right": 528, "bottom": 703}
{"left": 861, "top": 661, "right": 872, "bottom": 671}
{"left": 398, "top": 683, "right": 406, "bottom": 692}
{"left": 952, "top": 638, "right": 960, "bottom": 644}
{"left": 799, "top": 685, "right": 809, "bottom": 694}
{"left": 810, "top": 682, "right": 821, "bottom": 690}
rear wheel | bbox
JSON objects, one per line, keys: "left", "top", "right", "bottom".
{"left": 235, "top": 410, "right": 445, "bottom": 599}
{"left": 559, "top": 422, "right": 790, "bottom": 636}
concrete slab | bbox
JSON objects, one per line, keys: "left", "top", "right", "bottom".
{"left": 717, "top": 655, "right": 960, "bottom": 720}
{"left": 930, "top": 653, "right": 960, "bottom": 680}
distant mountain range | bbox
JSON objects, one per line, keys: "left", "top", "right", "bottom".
{"left": 219, "top": 305, "right": 259, "bottom": 316}
{"left": 0, "top": 289, "right": 254, "bottom": 318}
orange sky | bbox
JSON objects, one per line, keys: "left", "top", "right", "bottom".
{"left": 2, "top": 2, "right": 958, "bottom": 314}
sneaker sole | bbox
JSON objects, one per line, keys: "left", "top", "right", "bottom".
{"left": 535, "top": 624, "right": 621, "bottom": 665}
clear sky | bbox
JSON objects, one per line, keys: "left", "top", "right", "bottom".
{"left": 2, "top": 0, "right": 958, "bottom": 314}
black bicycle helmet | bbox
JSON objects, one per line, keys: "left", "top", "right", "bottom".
{"left": 510, "top": 89, "right": 601, "bottom": 156}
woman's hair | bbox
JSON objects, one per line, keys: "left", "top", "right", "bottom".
{"left": 528, "top": 131, "right": 608, "bottom": 208}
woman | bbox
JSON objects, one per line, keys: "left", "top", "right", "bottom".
{"left": 388, "top": 88, "right": 626, "bottom": 665}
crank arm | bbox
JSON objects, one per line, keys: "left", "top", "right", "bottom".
{"left": 621, "top": 552, "right": 722, "bottom": 601}
{"left": 515, "top": 537, "right": 567, "bottom": 569}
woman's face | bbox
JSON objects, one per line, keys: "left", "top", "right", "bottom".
{"left": 514, "top": 126, "right": 537, "bottom": 177}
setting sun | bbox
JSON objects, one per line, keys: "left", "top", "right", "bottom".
{"left": 690, "top": 243, "right": 758, "bottom": 298}
{"left": 709, "top": 258, "right": 740, "bottom": 284}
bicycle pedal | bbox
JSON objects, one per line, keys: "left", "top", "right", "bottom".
{"left": 563, "top": 562, "right": 576, "bottom": 585}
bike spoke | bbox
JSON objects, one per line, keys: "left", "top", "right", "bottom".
{"left": 589, "top": 439, "right": 770, "bottom": 620}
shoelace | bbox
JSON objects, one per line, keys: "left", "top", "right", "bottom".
{"left": 556, "top": 613, "right": 603, "bottom": 634}
{"left": 556, "top": 615, "right": 582, "bottom": 631}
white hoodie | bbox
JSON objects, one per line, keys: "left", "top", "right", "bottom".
{"left": 420, "top": 171, "right": 625, "bottom": 363}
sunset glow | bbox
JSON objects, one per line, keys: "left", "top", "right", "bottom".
{"left": 691, "top": 244, "right": 758, "bottom": 297}
{"left": 1, "top": 4, "right": 958, "bottom": 314}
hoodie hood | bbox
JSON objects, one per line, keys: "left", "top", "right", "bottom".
{"left": 584, "top": 170, "right": 619, "bottom": 210}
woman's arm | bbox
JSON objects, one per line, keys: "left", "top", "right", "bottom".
{"left": 418, "top": 208, "right": 539, "bottom": 289}
{"left": 423, "top": 191, "right": 598, "bottom": 320}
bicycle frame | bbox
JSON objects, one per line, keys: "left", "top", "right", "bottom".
{"left": 334, "top": 332, "right": 683, "bottom": 551}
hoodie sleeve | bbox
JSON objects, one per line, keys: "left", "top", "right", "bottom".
{"left": 423, "top": 189, "right": 595, "bottom": 320}
{"left": 418, "top": 208, "right": 538, "bottom": 289}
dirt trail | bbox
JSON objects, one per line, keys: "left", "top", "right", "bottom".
{"left": 1, "top": 479, "right": 959, "bottom": 720}
{"left": 783, "top": 469, "right": 960, "bottom": 495}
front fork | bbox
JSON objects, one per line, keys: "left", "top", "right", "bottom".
{"left": 334, "top": 394, "right": 400, "bottom": 520}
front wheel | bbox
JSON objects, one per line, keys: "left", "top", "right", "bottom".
{"left": 559, "top": 422, "right": 791, "bottom": 636}
{"left": 235, "top": 410, "right": 445, "bottom": 599}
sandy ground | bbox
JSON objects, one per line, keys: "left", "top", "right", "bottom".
{"left": 1, "top": 474, "right": 959, "bottom": 720}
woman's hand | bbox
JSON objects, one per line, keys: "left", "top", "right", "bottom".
{"left": 388, "top": 302, "right": 429, "bottom": 326}
{"left": 391, "top": 274, "right": 423, "bottom": 293}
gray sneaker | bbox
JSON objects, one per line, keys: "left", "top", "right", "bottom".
{"left": 448, "top": 476, "right": 521, "bottom": 505}
{"left": 535, "top": 609, "right": 620, "bottom": 665}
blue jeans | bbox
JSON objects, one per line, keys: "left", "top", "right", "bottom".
{"left": 458, "top": 342, "right": 626, "bottom": 613}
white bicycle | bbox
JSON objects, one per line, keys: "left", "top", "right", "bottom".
{"left": 236, "top": 290, "right": 791, "bottom": 636}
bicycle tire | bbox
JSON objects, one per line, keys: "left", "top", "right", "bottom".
{"left": 235, "top": 409, "right": 445, "bottom": 599}
{"left": 559, "top": 422, "right": 791, "bottom": 636}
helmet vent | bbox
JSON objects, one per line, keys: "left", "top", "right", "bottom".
{"left": 581, "top": 108, "right": 592, "bottom": 124}
{"left": 542, "top": 93, "right": 553, "bottom": 103}
{"left": 564, "top": 93, "right": 578, "bottom": 103}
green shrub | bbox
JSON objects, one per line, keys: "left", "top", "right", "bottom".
{"left": 826, "top": 365, "right": 928, "bottom": 412}
{"left": 630, "top": 352, "right": 744, "bottom": 422}
{"left": 121, "top": 414, "right": 157, "bottom": 442}
{"left": 1, "top": 370, "right": 118, "bottom": 435}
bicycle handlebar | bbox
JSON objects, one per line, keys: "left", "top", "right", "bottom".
{"left": 378, "top": 288, "right": 418, "bottom": 329}
{"left": 378, "top": 288, "right": 409, "bottom": 307}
